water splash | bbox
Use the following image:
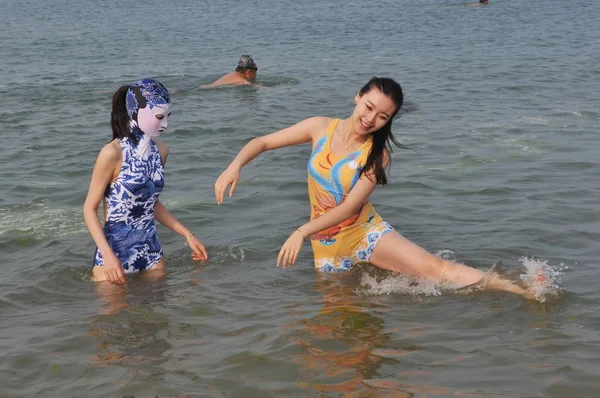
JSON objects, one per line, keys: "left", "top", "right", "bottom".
{"left": 211, "top": 245, "right": 246, "bottom": 264}
{"left": 519, "top": 256, "right": 563, "bottom": 303}
{"left": 357, "top": 252, "right": 463, "bottom": 298}
{"left": 257, "top": 76, "right": 300, "bottom": 87}
{"left": 356, "top": 257, "right": 563, "bottom": 303}
{"left": 435, "top": 249, "right": 456, "bottom": 261}
{"left": 358, "top": 272, "right": 443, "bottom": 298}
{"left": 227, "top": 245, "right": 246, "bottom": 262}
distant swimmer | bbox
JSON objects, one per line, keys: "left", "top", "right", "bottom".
{"left": 472, "top": 0, "right": 489, "bottom": 5}
{"left": 208, "top": 55, "right": 258, "bottom": 87}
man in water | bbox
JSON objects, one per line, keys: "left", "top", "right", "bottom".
{"left": 209, "top": 55, "right": 258, "bottom": 87}
{"left": 469, "top": 0, "right": 488, "bottom": 5}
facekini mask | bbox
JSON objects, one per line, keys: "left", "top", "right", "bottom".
{"left": 126, "top": 79, "right": 171, "bottom": 158}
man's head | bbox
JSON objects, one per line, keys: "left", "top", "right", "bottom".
{"left": 235, "top": 55, "right": 258, "bottom": 81}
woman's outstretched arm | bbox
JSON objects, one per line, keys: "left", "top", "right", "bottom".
{"left": 214, "top": 116, "right": 330, "bottom": 204}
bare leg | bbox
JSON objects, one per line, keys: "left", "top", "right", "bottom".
{"left": 92, "top": 259, "right": 166, "bottom": 282}
{"left": 369, "top": 231, "right": 526, "bottom": 295}
{"left": 139, "top": 259, "right": 166, "bottom": 281}
{"left": 94, "top": 282, "right": 128, "bottom": 314}
{"left": 92, "top": 265, "right": 108, "bottom": 282}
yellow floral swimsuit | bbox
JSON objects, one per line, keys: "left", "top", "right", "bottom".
{"left": 307, "top": 119, "right": 393, "bottom": 272}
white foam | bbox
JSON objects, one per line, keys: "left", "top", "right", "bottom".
{"left": 518, "top": 256, "right": 563, "bottom": 303}
{"left": 496, "top": 135, "right": 542, "bottom": 154}
{"left": 435, "top": 249, "right": 456, "bottom": 261}
{"left": 211, "top": 245, "right": 246, "bottom": 264}
{"left": 357, "top": 255, "right": 563, "bottom": 302}
{"left": 517, "top": 116, "right": 549, "bottom": 125}
{"left": 0, "top": 201, "right": 86, "bottom": 238}
{"left": 358, "top": 273, "right": 443, "bottom": 298}
{"left": 227, "top": 245, "right": 246, "bottom": 262}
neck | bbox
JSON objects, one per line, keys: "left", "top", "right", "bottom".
{"left": 339, "top": 118, "right": 365, "bottom": 148}
{"left": 129, "top": 126, "right": 153, "bottom": 159}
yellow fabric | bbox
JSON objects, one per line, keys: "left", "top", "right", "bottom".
{"left": 307, "top": 119, "right": 390, "bottom": 271}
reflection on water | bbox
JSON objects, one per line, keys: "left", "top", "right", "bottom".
{"left": 288, "top": 269, "right": 568, "bottom": 397}
{"left": 233, "top": 84, "right": 260, "bottom": 105}
{"left": 89, "top": 273, "right": 171, "bottom": 368}
{"left": 291, "top": 273, "right": 394, "bottom": 395}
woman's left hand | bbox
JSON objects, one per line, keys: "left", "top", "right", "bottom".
{"left": 188, "top": 235, "right": 209, "bottom": 262}
{"left": 277, "top": 229, "right": 305, "bottom": 268}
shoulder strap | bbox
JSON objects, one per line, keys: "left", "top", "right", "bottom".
{"left": 324, "top": 118, "right": 340, "bottom": 145}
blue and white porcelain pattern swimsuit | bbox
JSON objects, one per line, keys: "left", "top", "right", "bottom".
{"left": 93, "top": 136, "right": 165, "bottom": 272}
{"left": 93, "top": 78, "right": 170, "bottom": 273}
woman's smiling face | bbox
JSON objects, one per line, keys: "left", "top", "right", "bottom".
{"left": 351, "top": 88, "right": 398, "bottom": 135}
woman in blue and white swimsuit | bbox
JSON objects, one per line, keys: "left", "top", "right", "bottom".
{"left": 84, "top": 79, "right": 208, "bottom": 285}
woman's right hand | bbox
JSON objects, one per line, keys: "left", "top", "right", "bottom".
{"left": 215, "top": 167, "right": 240, "bottom": 204}
{"left": 103, "top": 253, "right": 126, "bottom": 285}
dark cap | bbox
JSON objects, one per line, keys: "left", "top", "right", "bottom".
{"left": 237, "top": 55, "right": 257, "bottom": 70}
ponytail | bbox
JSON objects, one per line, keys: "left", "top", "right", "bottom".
{"left": 110, "top": 85, "right": 137, "bottom": 144}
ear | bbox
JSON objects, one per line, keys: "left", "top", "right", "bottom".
{"left": 354, "top": 93, "right": 360, "bottom": 104}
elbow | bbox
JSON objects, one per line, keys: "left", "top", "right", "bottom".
{"left": 82, "top": 204, "right": 92, "bottom": 223}
{"left": 82, "top": 201, "right": 98, "bottom": 221}
{"left": 252, "top": 136, "right": 270, "bottom": 152}
{"left": 82, "top": 206, "right": 91, "bottom": 227}
{"left": 340, "top": 201, "right": 363, "bottom": 220}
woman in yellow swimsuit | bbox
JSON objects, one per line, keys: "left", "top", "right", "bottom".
{"left": 215, "top": 77, "right": 527, "bottom": 296}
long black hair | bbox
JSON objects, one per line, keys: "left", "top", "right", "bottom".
{"left": 110, "top": 85, "right": 146, "bottom": 145}
{"left": 358, "top": 77, "right": 407, "bottom": 185}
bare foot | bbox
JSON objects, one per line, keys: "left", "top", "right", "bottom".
{"left": 457, "top": 262, "right": 527, "bottom": 296}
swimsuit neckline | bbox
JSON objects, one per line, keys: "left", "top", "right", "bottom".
{"left": 326, "top": 119, "right": 371, "bottom": 159}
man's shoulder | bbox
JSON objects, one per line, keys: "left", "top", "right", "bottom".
{"left": 210, "top": 72, "right": 247, "bottom": 86}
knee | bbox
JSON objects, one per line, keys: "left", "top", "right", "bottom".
{"left": 435, "top": 259, "right": 453, "bottom": 280}
{"left": 419, "top": 257, "right": 447, "bottom": 279}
